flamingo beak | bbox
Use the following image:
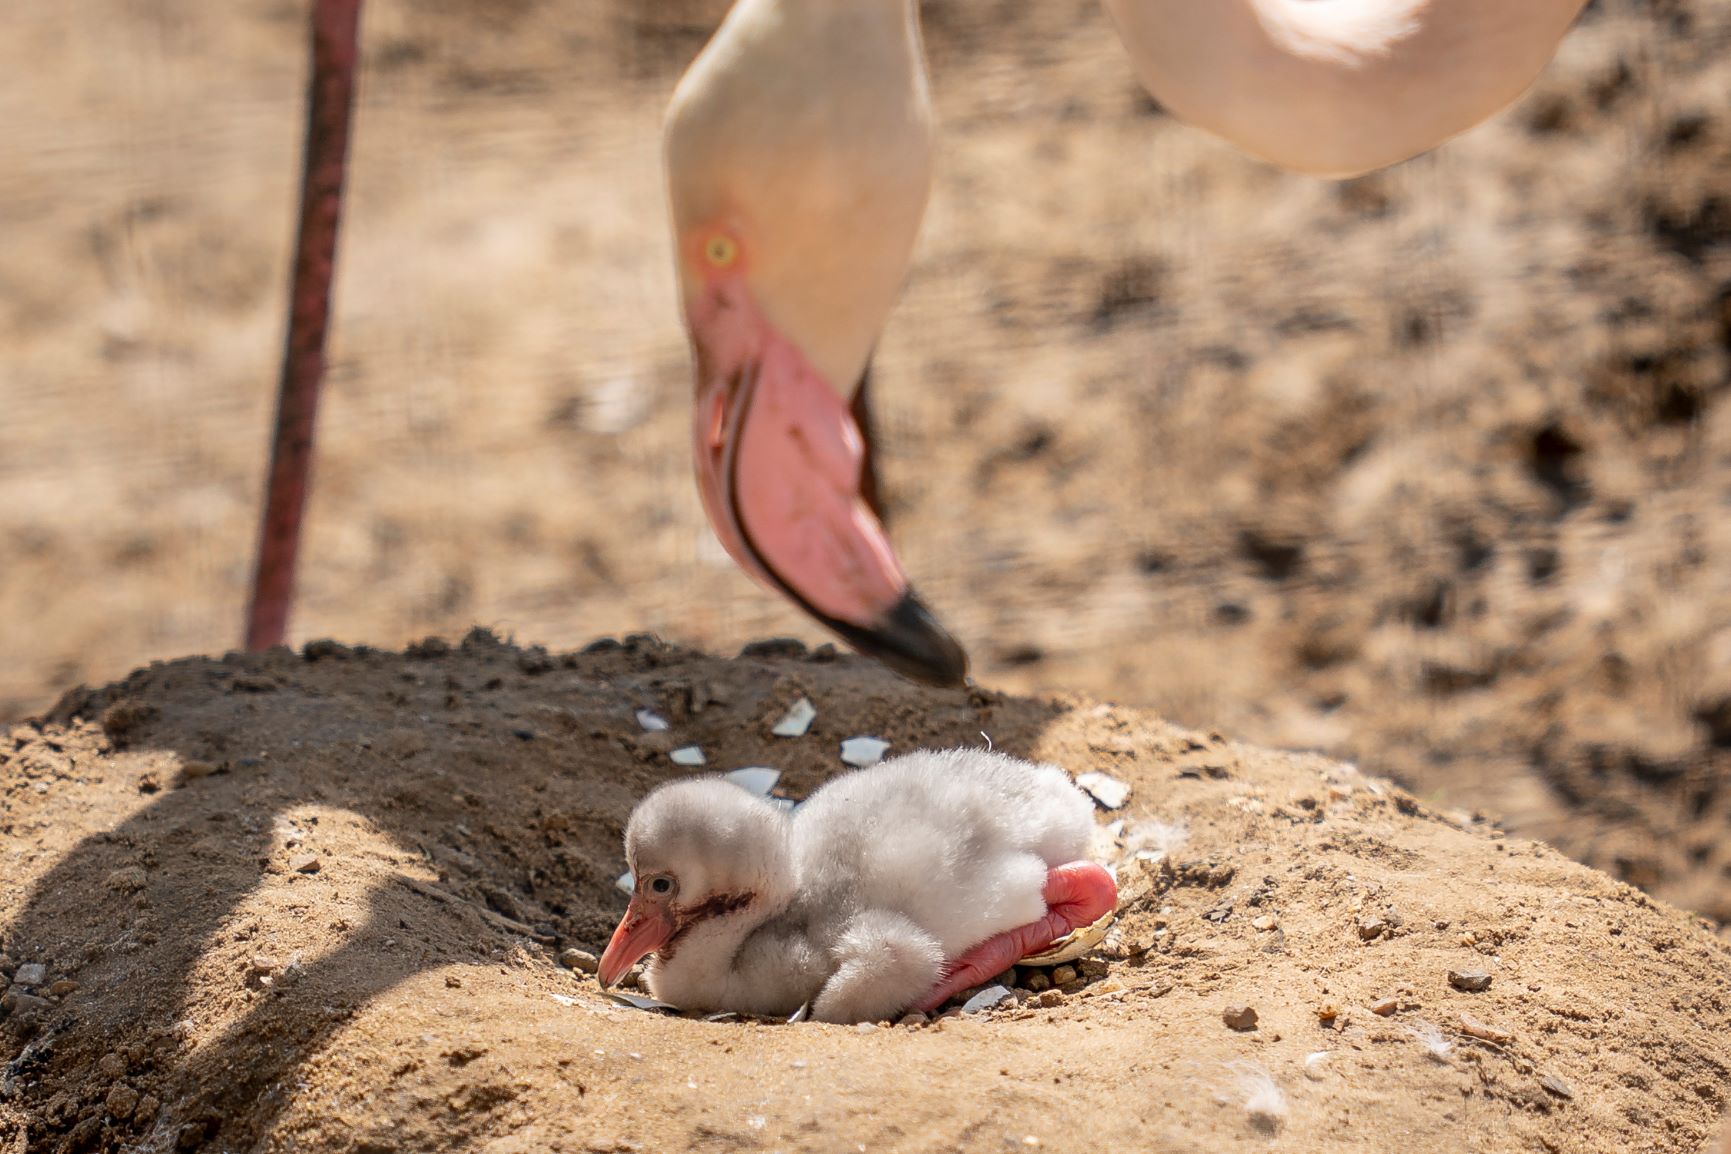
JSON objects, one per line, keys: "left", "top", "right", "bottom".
{"left": 597, "top": 897, "right": 675, "bottom": 989}
{"left": 687, "top": 284, "right": 968, "bottom": 688}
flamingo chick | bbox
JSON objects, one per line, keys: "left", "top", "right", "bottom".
{"left": 597, "top": 749, "right": 1119, "bottom": 1023}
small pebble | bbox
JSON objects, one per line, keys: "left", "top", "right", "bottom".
{"left": 1369, "top": 997, "right": 1399, "bottom": 1017}
{"left": 855, "top": 1022, "right": 878, "bottom": 1034}
{"left": 97, "top": 1053, "right": 127, "bottom": 1080}
{"left": 1051, "top": 965, "right": 1078, "bottom": 987}
{"left": 1357, "top": 916, "right": 1388, "bottom": 941}
{"left": 1252, "top": 916, "right": 1277, "bottom": 932}
{"left": 4, "top": 991, "right": 54, "bottom": 1020}
{"left": 1024, "top": 972, "right": 1051, "bottom": 993}
{"left": 1540, "top": 1074, "right": 1574, "bottom": 1100}
{"left": 48, "top": 979, "right": 78, "bottom": 997}
{"left": 179, "top": 760, "right": 216, "bottom": 779}
{"left": 1223, "top": 1005, "right": 1259, "bottom": 1032}
{"left": 1036, "top": 990, "right": 1066, "bottom": 1009}
{"left": 251, "top": 955, "right": 278, "bottom": 976}
{"left": 561, "top": 948, "right": 599, "bottom": 975}
{"left": 1303, "top": 1052, "right": 1331, "bottom": 1081}
{"left": 13, "top": 963, "right": 46, "bottom": 988}
{"left": 897, "top": 1012, "right": 928, "bottom": 1028}
{"left": 290, "top": 854, "right": 321, "bottom": 874}
{"left": 1448, "top": 969, "right": 1492, "bottom": 993}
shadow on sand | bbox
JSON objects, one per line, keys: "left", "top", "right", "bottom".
{"left": 1, "top": 631, "right": 1066, "bottom": 1152}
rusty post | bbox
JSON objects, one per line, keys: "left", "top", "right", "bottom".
{"left": 245, "top": 0, "right": 364, "bottom": 650}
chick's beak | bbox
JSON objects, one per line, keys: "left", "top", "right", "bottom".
{"left": 597, "top": 897, "right": 675, "bottom": 989}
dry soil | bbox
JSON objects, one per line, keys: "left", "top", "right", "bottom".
{"left": 2, "top": 637, "right": 1728, "bottom": 1152}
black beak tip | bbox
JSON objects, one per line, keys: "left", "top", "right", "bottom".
{"left": 840, "top": 591, "right": 969, "bottom": 689}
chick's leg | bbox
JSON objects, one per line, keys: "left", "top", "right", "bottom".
{"left": 916, "top": 861, "right": 1117, "bottom": 1013}
{"left": 810, "top": 909, "right": 944, "bottom": 1024}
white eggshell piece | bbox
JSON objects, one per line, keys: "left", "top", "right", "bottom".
{"left": 607, "top": 992, "right": 680, "bottom": 1013}
{"left": 670, "top": 745, "right": 707, "bottom": 767}
{"left": 840, "top": 736, "right": 891, "bottom": 768}
{"left": 635, "top": 708, "right": 671, "bottom": 733}
{"left": 723, "top": 767, "right": 782, "bottom": 797}
{"left": 961, "top": 985, "right": 1014, "bottom": 1014}
{"left": 1019, "top": 910, "right": 1117, "bottom": 966}
{"left": 772, "top": 698, "right": 817, "bottom": 738}
{"left": 1077, "top": 771, "right": 1131, "bottom": 810}
{"left": 616, "top": 871, "right": 635, "bottom": 895}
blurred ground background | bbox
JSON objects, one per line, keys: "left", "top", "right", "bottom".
{"left": 1, "top": 0, "right": 1728, "bottom": 921}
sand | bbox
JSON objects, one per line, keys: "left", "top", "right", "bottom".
{"left": 2, "top": 636, "right": 1728, "bottom": 1152}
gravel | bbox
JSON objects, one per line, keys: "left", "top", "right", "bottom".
{"left": 1223, "top": 1005, "right": 1259, "bottom": 1031}
{"left": 1448, "top": 969, "right": 1493, "bottom": 992}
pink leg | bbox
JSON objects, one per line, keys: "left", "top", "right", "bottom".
{"left": 916, "top": 861, "right": 1117, "bottom": 1013}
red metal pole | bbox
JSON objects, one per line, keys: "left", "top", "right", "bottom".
{"left": 245, "top": 0, "right": 364, "bottom": 650}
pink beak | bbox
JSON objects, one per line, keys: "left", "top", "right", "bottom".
{"left": 686, "top": 272, "right": 968, "bottom": 688}
{"left": 597, "top": 897, "right": 675, "bottom": 989}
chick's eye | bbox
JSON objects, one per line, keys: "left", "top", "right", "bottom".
{"left": 703, "top": 234, "right": 738, "bottom": 268}
{"left": 650, "top": 876, "right": 673, "bottom": 895}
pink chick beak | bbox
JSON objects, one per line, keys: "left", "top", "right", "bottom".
{"left": 597, "top": 897, "right": 675, "bottom": 989}
{"left": 686, "top": 273, "right": 967, "bottom": 688}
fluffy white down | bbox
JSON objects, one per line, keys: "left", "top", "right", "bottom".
{"left": 788, "top": 749, "right": 1096, "bottom": 957}
{"left": 622, "top": 748, "right": 1098, "bottom": 1021}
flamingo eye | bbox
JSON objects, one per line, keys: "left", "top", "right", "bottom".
{"left": 704, "top": 234, "right": 739, "bottom": 268}
{"left": 650, "top": 876, "right": 674, "bottom": 895}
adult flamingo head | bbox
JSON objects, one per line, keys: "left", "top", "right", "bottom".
{"left": 663, "top": 0, "right": 967, "bottom": 688}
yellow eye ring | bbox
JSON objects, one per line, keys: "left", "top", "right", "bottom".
{"left": 704, "top": 234, "right": 739, "bottom": 268}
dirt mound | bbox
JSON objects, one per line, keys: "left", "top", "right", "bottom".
{"left": 2, "top": 636, "right": 1726, "bottom": 1153}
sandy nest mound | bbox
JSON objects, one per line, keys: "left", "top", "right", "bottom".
{"left": 2, "top": 633, "right": 1728, "bottom": 1153}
